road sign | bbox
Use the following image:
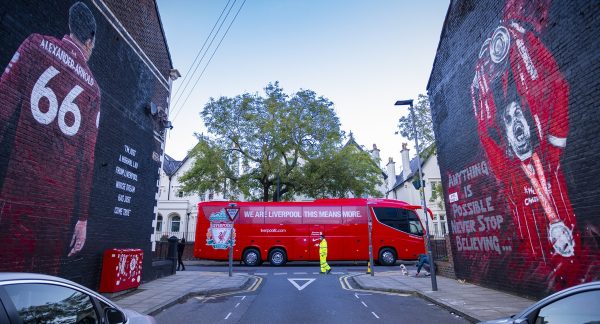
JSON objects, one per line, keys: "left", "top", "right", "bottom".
{"left": 206, "top": 209, "right": 236, "bottom": 249}
{"left": 225, "top": 206, "right": 239, "bottom": 221}
{"left": 287, "top": 278, "right": 316, "bottom": 291}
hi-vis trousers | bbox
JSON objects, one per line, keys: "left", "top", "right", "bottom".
{"left": 320, "top": 253, "right": 331, "bottom": 273}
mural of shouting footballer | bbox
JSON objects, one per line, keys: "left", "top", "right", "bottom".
{"left": 470, "top": 0, "right": 584, "bottom": 290}
{"left": 0, "top": 2, "right": 101, "bottom": 274}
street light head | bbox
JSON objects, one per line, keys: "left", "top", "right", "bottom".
{"left": 395, "top": 99, "right": 413, "bottom": 106}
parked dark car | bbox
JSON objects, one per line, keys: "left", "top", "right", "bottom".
{"left": 479, "top": 281, "right": 600, "bottom": 324}
{"left": 0, "top": 273, "right": 156, "bottom": 324}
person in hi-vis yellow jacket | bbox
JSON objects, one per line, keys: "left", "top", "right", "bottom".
{"left": 319, "top": 234, "right": 331, "bottom": 274}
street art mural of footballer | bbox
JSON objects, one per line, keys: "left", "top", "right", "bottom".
{"left": 0, "top": 2, "right": 100, "bottom": 273}
{"left": 469, "top": 0, "right": 591, "bottom": 290}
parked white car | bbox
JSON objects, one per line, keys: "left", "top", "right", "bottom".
{"left": 0, "top": 273, "right": 156, "bottom": 324}
{"left": 479, "top": 281, "right": 600, "bottom": 324}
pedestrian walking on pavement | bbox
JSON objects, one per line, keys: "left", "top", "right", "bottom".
{"left": 177, "top": 238, "right": 186, "bottom": 271}
{"left": 319, "top": 234, "right": 331, "bottom": 274}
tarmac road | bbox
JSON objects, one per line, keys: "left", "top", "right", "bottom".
{"left": 154, "top": 264, "right": 469, "bottom": 324}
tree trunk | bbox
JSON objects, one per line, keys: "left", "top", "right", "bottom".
{"left": 262, "top": 182, "right": 270, "bottom": 202}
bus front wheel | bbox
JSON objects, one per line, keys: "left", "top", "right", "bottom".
{"left": 379, "top": 248, "right": 397, "bottom": 266}
{"left": 243, "top": 248, "right": 261, "bottom": 266}
{"left": 269, "top": 248, "right": 287, "bottom": 266}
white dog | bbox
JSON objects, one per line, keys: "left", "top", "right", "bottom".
{"left": 399, "top": 264, "right": 409, "bottom": 276}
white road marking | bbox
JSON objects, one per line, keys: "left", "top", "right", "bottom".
{"left": 274, "top": 272, "right": 287, "bottom": 275}
{"left": 235, "top": 303, "right": 240, "bottom": 308}
{"left": 233, "top": 296, "right": 246, "bottom": 300}
{"left": 331, "top": 272, "right": 344, "bottom": 274}
{"left": 372, "top": 312, "right": 380, "bottom": 319}
{"left": 225, "top": 312, "right": 232, "bottom": 320}
{"left": 293, "top": 272, "right": 307, "bottom": 274}
{"left": 312, "top": 272, "right": 320, "bottom": 274}
{"left": 361, "top": 301, "right": 368, "bottom": 308}
{"left": 255, "top": 272, "right": 268, "bottom": 275}
{"left": 287, "top": 278, "right": 316, "bottom": 291}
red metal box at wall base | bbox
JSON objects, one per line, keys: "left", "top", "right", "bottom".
{"left": 99, "top": 249, "right": 143, "bottom": 293}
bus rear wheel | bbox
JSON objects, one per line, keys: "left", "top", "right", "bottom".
{"left": 379, "top": 248, "right": 397, "bottom": 266}
{"left": 269, "top": 248, "right": 287, "bottom": 266}
{"left": 243, "top": 248, "right": 261, "bottom": 266}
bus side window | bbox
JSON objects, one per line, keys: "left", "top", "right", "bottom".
{"left": 406, "top": 210, "right": 424, "bottom": 236}
{"left": 373, "top": 207, "right": 409, "bottom": 233}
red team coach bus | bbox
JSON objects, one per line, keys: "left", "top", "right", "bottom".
{"left": 194, "top": 198, "right": 430, "bottom": 266}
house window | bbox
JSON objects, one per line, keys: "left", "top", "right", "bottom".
{"left": 171, "top": 215, "right": 181, "bottom": 232}
{"left": 440, "top": 213, "right": 447, "bottom": 236}
{"left": 178, "top": 191, "right": 184, "bottom": 198}
{"left": 156, "top": 215, "right": 163, "bottom": 232}
{"left": 208, "top": 192, "right": 214, "bottom": 200}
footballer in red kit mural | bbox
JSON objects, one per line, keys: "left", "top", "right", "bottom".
{"left": 0, "top": 2, "right": 101, "bottom": 273}
{"left": 469, "top": 0, "right": 588, "bottom": 290}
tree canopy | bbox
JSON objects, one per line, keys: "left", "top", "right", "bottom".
{"left": 179, "top": 82, "right": 383, "bottom": 201}
{"left": 397, "top": 94, "right": 435, "bottom": 155}
{"left": 396, "top": 94, "right": 444, "bottom": 210}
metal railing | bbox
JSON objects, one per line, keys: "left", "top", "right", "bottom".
{"left": 153, "top": 241, "right": 170, "bottom": 260}
{"left": 430, "top": 237, "right": 449, "bottom": 261}
{"left": 154, "top": 231, "right": 195, "bottom": 242}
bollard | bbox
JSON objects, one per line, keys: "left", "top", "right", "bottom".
{"left": 167, "top": 236, "right": 179, "bottom": 275}
{"left": 366, "top": 261, "right": 371, "bottom": 274}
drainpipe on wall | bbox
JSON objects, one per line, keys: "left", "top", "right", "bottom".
{"left": 167, "top": 176, "right": 172, "bottom": 200}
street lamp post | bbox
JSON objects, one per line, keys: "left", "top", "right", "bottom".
{"left": 185, "top": 206, "right": 191, "bottom": 242}
{"left": 395, "top": 99, "right": 438, "bottom": 291}
{"left": 367, "top": 201, "right": 374, "bottom": 276}
{"left": 225, "top": 203, "right": 240, "bottom": 277}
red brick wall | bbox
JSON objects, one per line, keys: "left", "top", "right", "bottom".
{"left": 428, "top": 0, "right": 599, "bottom": 298}
{"left": 0, "top": 0, "right": 172, "bottom": 289}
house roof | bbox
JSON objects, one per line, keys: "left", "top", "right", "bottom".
{"left": 162, "top": 154, "right": 184, "bottom": 177}
{"left": 343, "top": 133, "right": 388, "bottom": 180}
{"left": 389, "top": 145, "right": 436, "bottom": 191}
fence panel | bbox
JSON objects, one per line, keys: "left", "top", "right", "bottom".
{"left": 430, "top": 237, "right": 449, "bottom": 261}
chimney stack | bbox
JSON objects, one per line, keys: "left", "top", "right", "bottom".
{"left": 370, "top": 144, "right": 380, "bottom": 167}
{"left": 386, "top": 157, "right": 396, "bottom": 191}
{"left": 401, "top": 143, "right": 411, "bottom": 180}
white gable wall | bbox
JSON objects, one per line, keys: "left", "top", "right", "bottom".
{"left": 390, "top": 154, "right": 448, "bottom": 238}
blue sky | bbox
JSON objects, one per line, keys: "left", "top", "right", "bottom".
{"left": 157, "top": 0, "right": 449, "bottom": 172}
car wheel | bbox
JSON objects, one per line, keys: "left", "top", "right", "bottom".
{"left": 269, "top": 248, "right": 287, "bottom": 266}
{"left": 243, "top": 248, "right": 260, "bottom": 266}
{"left": 379, "top": 248, "right": 397, "bottom": 266}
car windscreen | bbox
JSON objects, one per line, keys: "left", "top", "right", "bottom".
{"left": 3, "top": 283, "right": 99, "bottom": 324}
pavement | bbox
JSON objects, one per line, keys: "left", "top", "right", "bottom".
{"left": 352, "top": 270, "right": 536, "bottom": 323}
{"left": 112, "top": 264, "right": 536, "bottom": 323}
{"left": 113, "top": 270, "right": 253, "bottom": 316}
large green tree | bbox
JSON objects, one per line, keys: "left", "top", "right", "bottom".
{"left": 179, "top": 82, "right": 382, "bottom": 201}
